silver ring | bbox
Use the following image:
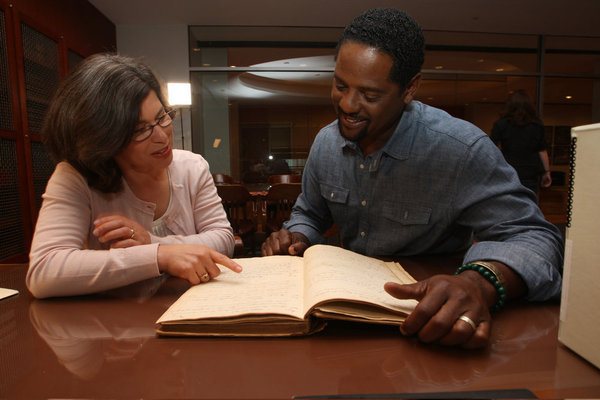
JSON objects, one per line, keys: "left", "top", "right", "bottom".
{"left": 129, "top": 228, "right": 135, "bottom": 239}
{"left": 200, "top": 273, "right": 210, "bottom": 282}
{"left": 458, "top": 315, "right": 477, "bottom": 331}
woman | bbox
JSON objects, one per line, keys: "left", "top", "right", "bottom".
{"left": 27, "top": 53, "right": 241, "bottom": 299}
{"left": 491, "top": 90, "right": 552, "bottom": 200}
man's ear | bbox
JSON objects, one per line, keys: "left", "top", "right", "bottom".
{"left": 403, "top": 73, "right": 422, "bottom": 104}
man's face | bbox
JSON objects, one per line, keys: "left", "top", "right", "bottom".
{"left": 332, "top": 42, "right": 417, "bottom": 149}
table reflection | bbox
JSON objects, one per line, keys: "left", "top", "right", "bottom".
{"left": 28, "top": 275, "right": 169, "bottom": 380}
{"left": 2, "top": 262, "right": 597, "bottom": 399}
{"left": 303, "top": 303, "right": 560, "bottom": 396}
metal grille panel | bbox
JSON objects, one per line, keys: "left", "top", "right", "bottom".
{"left": 0, "top": 10, "right": 14, "bottom": 131}
{"left": 21, "top": 23, "right": 58, "bottom": 134}
{"left": 30, "top": 141, "right": 54, "bottom": 212}
{"left": 0, "top": 138, "right": 26, "bottom": 260}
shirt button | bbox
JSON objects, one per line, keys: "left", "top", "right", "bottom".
{"left": 359, "top": 164, "right": 365, "bottom": 169}
{"left": 330, "top": 192, "right": 335, "bottom": 199}
{"left": 361, "top": 200, "right": 367, "bottom": 206}
{"left": 360, "top": 231, "right": 366, "bottom": 238}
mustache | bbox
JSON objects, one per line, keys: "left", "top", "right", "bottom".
{"left": 336, "top": 107, "right": 361, "bottom": 119}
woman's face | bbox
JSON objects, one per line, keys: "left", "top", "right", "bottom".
{"left": 115, "top": 91, "right": 173, "bottom": 176}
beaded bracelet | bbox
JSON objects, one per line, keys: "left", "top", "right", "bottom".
{"left": 455, "top": 262, "right": 506, "bottom": 312}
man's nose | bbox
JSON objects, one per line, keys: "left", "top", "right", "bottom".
{"left": 338, "top": 90, "right": 360, "bottom": 114}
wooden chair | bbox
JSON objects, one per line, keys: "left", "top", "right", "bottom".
{"left": 267, "top": 174, "right": 302, "bottom": 185}
{"left": 216, "top": 184, "right": 256, "bottom": 256}
{"left": 212, "top": 173, "right": 234, "bottom": 184}
{"left": 264, "top": 183, "right": 302, "bottom": 233}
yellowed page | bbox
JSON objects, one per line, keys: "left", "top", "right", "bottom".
{"left": 302, "top": 245, "right": 417, "bottom": 315}
{"left": 157, "top": 255, "right": 304, "bottom": 323}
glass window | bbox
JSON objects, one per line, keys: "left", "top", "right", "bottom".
{"left": 545, "top": 36, "right": 600, "bottom": 75}
{"left": 188, "top": 27, "right": 599, "bottom": 184}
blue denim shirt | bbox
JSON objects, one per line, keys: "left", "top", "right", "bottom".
{"left": 285, "top": 101, "right": 563, "bottom": 301}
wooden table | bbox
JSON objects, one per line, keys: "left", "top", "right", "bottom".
{"left": 1, "top": 257, "right": 599, "bottom": 399}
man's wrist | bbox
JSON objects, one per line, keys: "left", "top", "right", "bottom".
{"left": 456, "top": 262, "right": 507, "bottom": 312}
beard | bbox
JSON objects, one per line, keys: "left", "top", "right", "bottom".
{"left": 337, "top": 115, "right": 369, "bottom": 143}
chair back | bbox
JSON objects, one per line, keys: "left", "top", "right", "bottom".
{"left": 212, "top": 173, "right": 234, "bottom": 184}
{"left": 267, "top": 174, "right": 301, "bottom": 185}
{"left": 215, "top": 184, "right": 256, "bottom": 238}
{"left": 265, "top": 183, "right": 302, "bottom": 233}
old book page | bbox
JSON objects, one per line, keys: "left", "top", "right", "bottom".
{"left": 302, "top": 245, "right": 417, "bottom": 318}
{"left": 157, "top": 255, "right": 306, "bottom": 324}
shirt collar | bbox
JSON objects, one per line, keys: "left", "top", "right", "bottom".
{"left": 338, "top": 101, "right": 420, "bottom": 161}
{"left": 380, "top": 101, "right": 419, "bottom": 161}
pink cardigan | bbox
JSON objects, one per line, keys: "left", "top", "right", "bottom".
{"left": 27, "top": 150, "right": 234, "bottom": 298}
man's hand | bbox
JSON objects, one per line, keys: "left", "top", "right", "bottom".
{"left": 385, "top": 260, "right": 526, "bottom": 349}
{"left": 261, "top": 229, "right": 310, "bottom": 256}
{"left": 157, "top": 244, "right": 242, "bottom": 284}
{"left": 384, "top": 273, "right": 496, "bottom": 349}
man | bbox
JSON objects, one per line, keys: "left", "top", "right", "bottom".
{"left": 261, "top": 8, "right": 563, "bottom": 349}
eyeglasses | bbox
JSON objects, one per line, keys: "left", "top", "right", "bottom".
{"left": 133, "top": 108, "right": 177, "bottom": 142}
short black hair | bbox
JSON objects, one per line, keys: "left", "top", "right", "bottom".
{"left": 42, "top": 53, "right": 167, "bottom": 193}
{"left": 335, "top": 8, "right": 425, "bottom": 88}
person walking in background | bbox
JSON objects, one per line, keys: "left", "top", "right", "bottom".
{"left": 491, "top": 90, "right": 552, "bottom": 200}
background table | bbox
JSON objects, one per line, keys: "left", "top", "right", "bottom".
{"left": 1, "top": 256, "right": 599, "bottom": 399}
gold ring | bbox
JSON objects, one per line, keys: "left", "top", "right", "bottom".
{"left": 458, "top": 315, "right": 477, "bottom": 331}
{"left": 129, "top": 228, "right": 135, "bottom": 239}
{"left": 200, "top": 273, "right": 210, "bottom": 282}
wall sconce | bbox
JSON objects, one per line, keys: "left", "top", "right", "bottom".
{"left": 167, "top": 83, "right": 192, "bottom": 149}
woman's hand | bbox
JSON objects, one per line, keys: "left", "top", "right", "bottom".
{"left": 157, "top": 244, "right": 242, "bottom": 284}
{"left": 93, "top": 214, "right": 150, "bottom": 248}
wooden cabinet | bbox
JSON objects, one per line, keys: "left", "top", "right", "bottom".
{"left": 0, "top": 0, "right": 115, "bottom": 262}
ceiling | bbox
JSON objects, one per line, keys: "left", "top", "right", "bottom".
{"left": 89, "top": 0, "right": 600, "bottom": 37}
{"left": 87, "top": 0, "right": 599, "bottom": 110}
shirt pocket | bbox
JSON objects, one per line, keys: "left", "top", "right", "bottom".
{"left": 381, "top": 201, "right": 431, "bottom": 226}
{"left": 319, "top": 182, "right": 349, "bottom": 205}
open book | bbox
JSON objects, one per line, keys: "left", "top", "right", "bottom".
{"left": 156, "top": 244, "right": 418, "bottom": 337}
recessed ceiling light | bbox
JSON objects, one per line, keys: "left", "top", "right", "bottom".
{"left": 435, "top": 65, "right": 443, "bottom": 70}
{"left": 203, "top": 63, "right": 211, "bottom": 67}
{"left": 565, "top": 95, "right": 573, "bottom": 99}
{"left": 495, "top": 68, "right": 504, "bottom": 72}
